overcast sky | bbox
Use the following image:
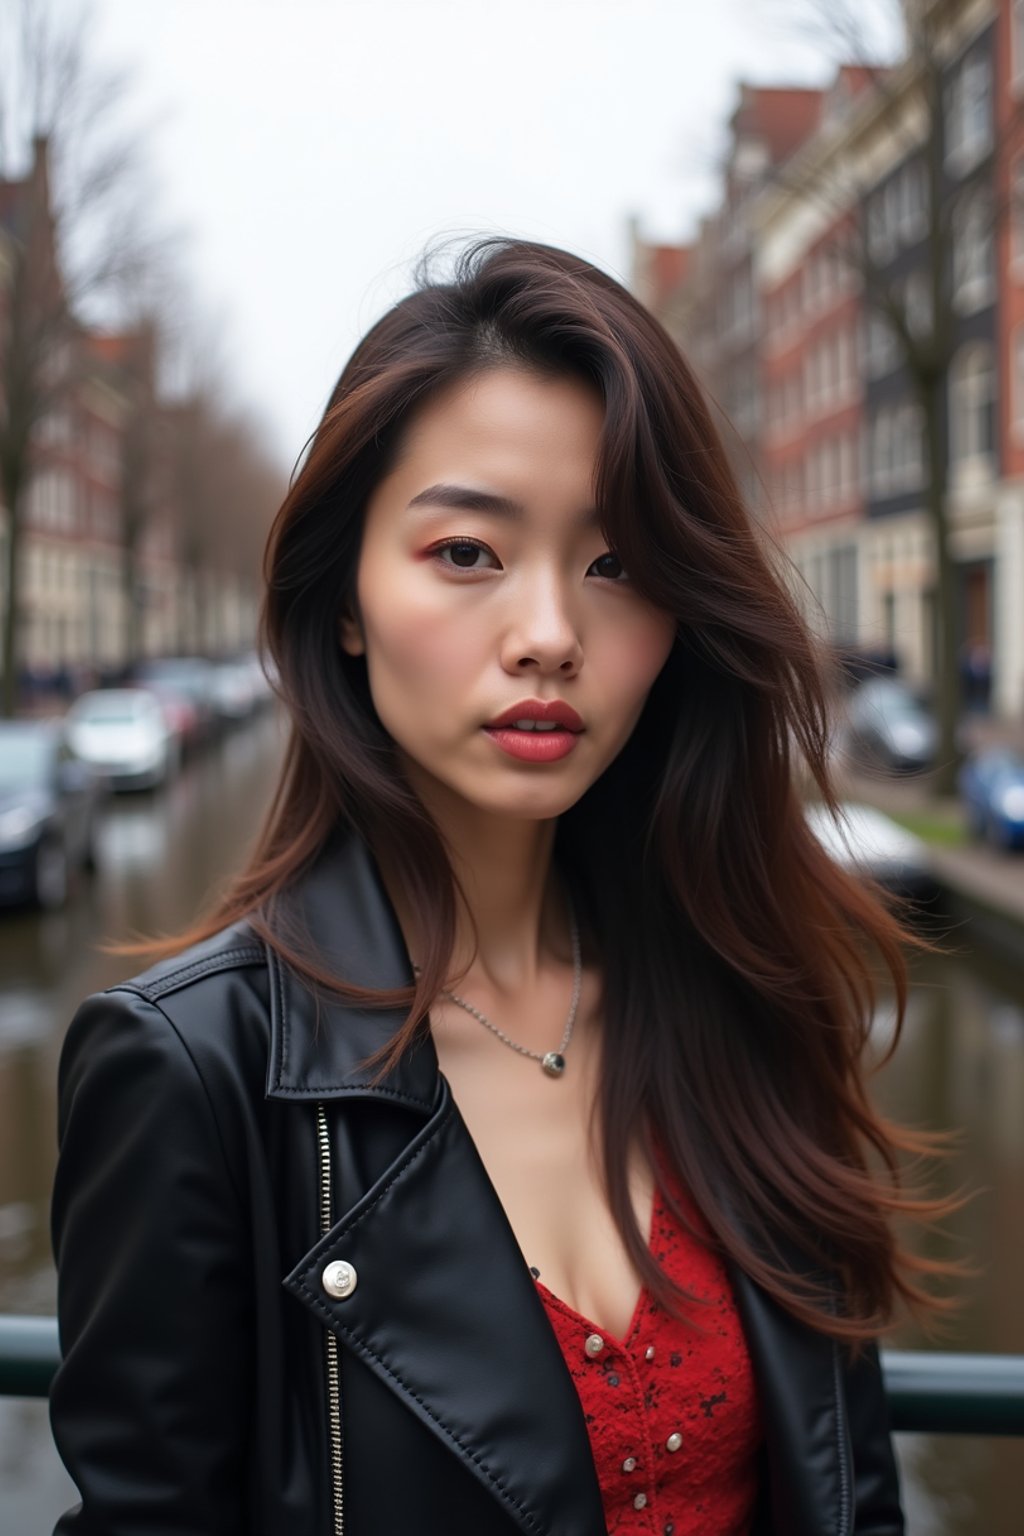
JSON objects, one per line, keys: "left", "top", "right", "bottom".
{"left": 84, "top": 0, "right": 869, "bottom": 467}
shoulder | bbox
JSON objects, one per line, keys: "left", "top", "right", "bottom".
{"left": 112, "top": 918, "right": 267, "bottom": 1004}
{"left": 59, "top": 920, "right": 273, "bottom": 1139}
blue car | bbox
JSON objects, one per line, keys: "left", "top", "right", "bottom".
{"left": 958, "top": 748, "right": 1024, "bottom": 851}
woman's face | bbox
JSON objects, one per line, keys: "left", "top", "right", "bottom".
{"left": 341, "top": 367, "right": 676, "bottom": 824}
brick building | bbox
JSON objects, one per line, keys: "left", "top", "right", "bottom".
{"left": 0, "top": 140, "right": 270, "bottom": 707}
{"left": 633, "top": 0, "right": 1024, "bottom": 722}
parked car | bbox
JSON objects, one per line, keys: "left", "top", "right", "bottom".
{"left": 0, "top": 721, "right": 101, "bottom": 910}
{"left": 65, "top": 688, "right": 180, "bottom": 791}
{"left": 959, "top": 748, "right": 1024, "bottom": 851}
{"left": 804, "top": 800, "right": 934, "bottom": 899}
{"left": 209, "top": 658, "right": 258, "bottom": 722}
{"left": 241, "top": 649, "right": 276, "bottom": 707}
{"left": 140, "top": 681, "right": 203, "bottom": 751}
{"left": 133, "top": 657, "right": 218, "bottom": 739}
{"left": 843, "top": 678, "right": 937, "bottom": 773}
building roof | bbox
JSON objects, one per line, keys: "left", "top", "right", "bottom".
{"left": 647, "top": 243, "right": 691, "bottom": 303}
{"left": 730, "top": 85, "right": 825, "bottom": 165}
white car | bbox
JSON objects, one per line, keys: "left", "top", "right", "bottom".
{"left": 804, "top": 801, "right": 934, "bottom": 898}
{"left": 66, "top": 689, "right": 180, "bottom": 791}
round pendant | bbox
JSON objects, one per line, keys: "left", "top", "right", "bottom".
{"left": 541, "top": 1052, "right": 566, "bottom": 1078}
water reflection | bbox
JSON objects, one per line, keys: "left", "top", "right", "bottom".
{"left": 872, "top": 944, "right": 1024, "bottom": 1536}
{"left": 0, "top": 712, "right": 1020, "bottom": 1533}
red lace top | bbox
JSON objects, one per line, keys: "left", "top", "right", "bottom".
{"left": 533, "top": 1164, "right": 762, "bottom": 1536}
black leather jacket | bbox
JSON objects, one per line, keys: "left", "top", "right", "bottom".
{"left": 50, "top": 833, "right": 904, "bottom": 1535}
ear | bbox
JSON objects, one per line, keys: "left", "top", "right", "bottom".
{"left": 338, "top": 608, "right": 365, "bottom": 657}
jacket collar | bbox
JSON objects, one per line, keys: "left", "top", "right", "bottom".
{"left": 264, "top": 828, "right": 438, "bottom": 1113}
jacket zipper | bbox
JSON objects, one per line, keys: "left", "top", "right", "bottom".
{"left": 316, "top": 1102, "right": 344, "bottom": 1535}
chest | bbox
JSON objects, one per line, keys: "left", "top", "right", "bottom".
{"left": 430, "top": 995, "right": 655, "bottom": 1343}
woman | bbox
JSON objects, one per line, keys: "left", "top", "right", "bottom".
{"left": 50, "top": 238, "right": 949, "bottom": 1535}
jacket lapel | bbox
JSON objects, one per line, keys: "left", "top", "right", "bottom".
{"left": 268, "top": 830, "right": 607, "bottom": 1536}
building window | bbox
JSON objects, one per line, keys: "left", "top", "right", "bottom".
{"left": 868, "top": 402, "right": 924, "bottom": 495}
{"left": 901, "top": 269, "right": 932, "bottom": 340}
{"left": 899, "top": 160, "right": 928, "bottom": 242}
{"left": 945, "top": 50, "right": 993, "bottom": 173}
{"left": 895, "top": 402, "right": 924, "bottom": 490}
{"left": 829, "top": 545, "right": 859, "bottom": 644}
{"left": 864, "top": 308, "right": 899, "bottom": 378}
{"left": 1012, "top": 159, "right": 1024, "bottom": 270}
{"left": 867, "top": 190, "right": 896, "bottom": 264}
{"left": 952, "top": 189, "right": 994, "bottom": 312}
{"left": 1013, "top": 1, "right": 1024, "bottom": 89}
{"left": 1013, "top": 327, "right": 1024, "bottom": 435}
{"left": 870, "top": 411, "right": 894, "bottom": 495}
{"left": 949, "top": 343, "right": 996, "bottom": 464}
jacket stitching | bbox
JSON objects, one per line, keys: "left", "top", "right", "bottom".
{"left": 268, "top": 950, "right": 435, "bottom": 1112}
{"left": 327, "top": 1098, "right": 455, "bottom": 1238}
{"left": 296, "top": 1286, "right": 542, "bottom": 1532}
{"left": 114, "top": 945, "right": 266, "bottom": 1000}
{"left": 270, "top": 1082, "right": 436, "bottom": 1107}
{"left": 270, "top": 947, "right": 286, "bottom": 1086}
{"left": 831, "top": 1340, "right": 852, "bottom": 1536}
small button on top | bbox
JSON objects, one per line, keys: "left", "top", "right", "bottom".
{"left": 621, "top": 1456, "right": 637, "bottom": 1473}
{"left": 321, "top": 1259, "right": 358, "bottom": 1299}
{"left": 633, "top": 1493, "right": 648, "bottom": 1510}
{"left": 644, "top": 1344, "right": 656, "bottom": 1361}
{"left": 584, "top": 1333, "right": 605, "bottom": 1357}
{"left": 666, "top": 1431, "right": 683, "bottom": 1452}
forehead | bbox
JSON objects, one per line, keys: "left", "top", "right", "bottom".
{"left": 388, "top": 368, "right": 605, "bottom": 488}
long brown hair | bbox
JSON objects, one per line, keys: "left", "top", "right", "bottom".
{"left": 141, "top": 237, "right": 957, "bottom": 1342}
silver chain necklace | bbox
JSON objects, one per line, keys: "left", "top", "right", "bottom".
{"left": 415, "top": 894, "right": 581, "bottom": 1078}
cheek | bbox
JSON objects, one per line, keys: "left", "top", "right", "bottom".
{"left": 602, "top": 611, "right": 676, "bottom": 710}
{"left": 358, "top": 562, "right": 482, "bottom": 710}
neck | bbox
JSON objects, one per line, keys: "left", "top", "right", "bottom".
{"left": 383, "top": 765, "right": 569, "bottom": 996}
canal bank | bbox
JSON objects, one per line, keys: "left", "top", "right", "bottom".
{"left": 837, "top": 768, "right": 1024, "bottom": 963}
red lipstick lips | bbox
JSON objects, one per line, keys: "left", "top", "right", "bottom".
{"left": 486, "top": 699, "right": 584, "bottom": 732}
{"left": 483, "top": 699, "right": 584, "bottom": 763}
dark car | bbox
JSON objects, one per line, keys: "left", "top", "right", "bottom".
{"left": 959, "top": 748, "right": 1024, "bottom": 851}
{"left": 0, "top": 721, "right": 102, "bottom": 910}
{"left": 844, "top": 678, "right": 937, "bottom": 773}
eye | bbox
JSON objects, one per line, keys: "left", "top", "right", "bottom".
{"left": 589, "top": 551, "right": 628, "bottom": 581}
{"left": 429, "top": 538, "right": 501, "bottom": 571}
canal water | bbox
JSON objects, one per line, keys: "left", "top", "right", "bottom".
{"left": 0, "top": 709, "right": 1021, "bottom": 1533}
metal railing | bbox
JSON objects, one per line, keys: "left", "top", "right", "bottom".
{"left": 1, "top": 1315, "right": 1023, "bottom": 1435}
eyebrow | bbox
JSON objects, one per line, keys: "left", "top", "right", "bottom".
{"left": 406, "top": 482, "right": 601, "bottom": 526}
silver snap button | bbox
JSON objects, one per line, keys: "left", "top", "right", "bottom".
{"left": 666, "top": 1430, "right": 682, "bottom": 1452}
{"left": 321, "top": 1259, "right": 358, "bottom": 1299}
{"left": 621, "top": 1456, "right": 637, "bottom": 1473}
{"left": 633, "top": 1492, "right": 648, "bottom": 1510}
{"left": 584, "top": 1332, "right": 604, "bottom": 1357}
{"left": 645, "top": 1344, "right": 655, "bottom": 1361}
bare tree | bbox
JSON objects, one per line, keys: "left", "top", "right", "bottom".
{"left": 771, "top": 0, "right": 1008, "bottom": 794}
{"left": 0, "top": 0, "right": 159, "bottom": 713}
{"left": 161, "top": 385, "right": 285, "bottom": 658}
{"left": 112, "top": 319, "right": 160, "bottom": 668}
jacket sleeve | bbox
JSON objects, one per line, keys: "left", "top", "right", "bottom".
{"left": 49, "top": 988, "right": 252, "bottom": 1535}
{"left": 843, "top": 1338, "right": 905, "bottom": 1535}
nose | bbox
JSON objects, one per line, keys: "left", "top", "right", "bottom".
{"left": 500, "top": 574, "right": 583, "bottom": 677}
